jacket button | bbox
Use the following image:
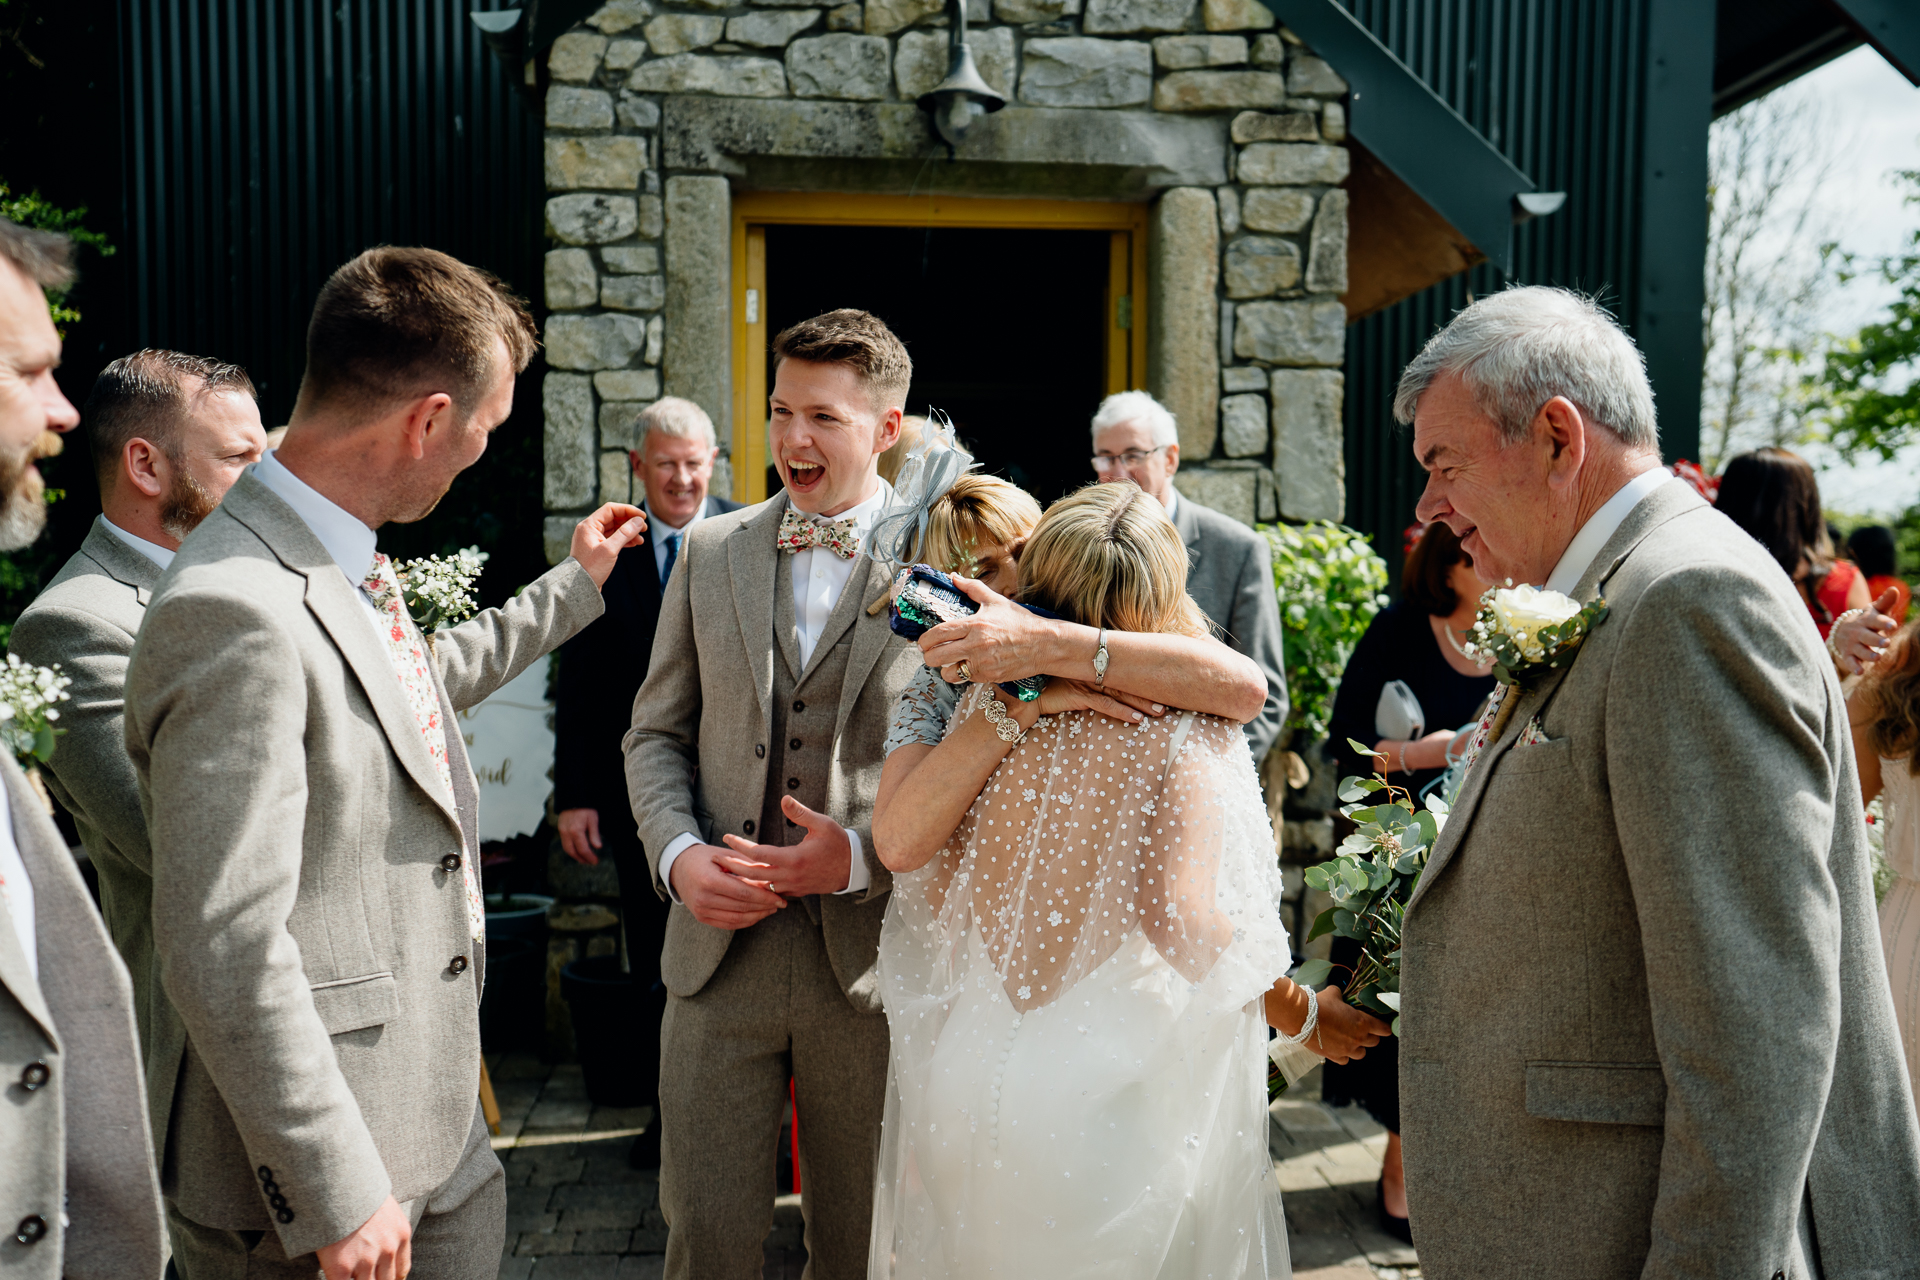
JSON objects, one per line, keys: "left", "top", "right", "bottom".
{"left": 19, "top": 1061, "right": 48, "bottom": 1091}
{"left": 792, "top": 699, "right": 805, "bottom": 713}
{"left": 13, "top": 1215, "right": 45, "bottom": 1245}
{"left": 787, "top": 777, "right": 800, "bottom": 790}
{"left": 743, "top": 820, "right": 755, "bottom": 835}
{"left": 790, "top": 738, "right": 802, "bottom": 750}
{"left": 754, "top": 744, "right": 766, "bottom": 759}
{"left": 448, "top": 956, "right": 469, "bottom": 975}
{"left": 440, "top": 853, "right": 462, "bottom": 872}
{"left": 276, "top": 1209, "right": 295, "bottom": 1224}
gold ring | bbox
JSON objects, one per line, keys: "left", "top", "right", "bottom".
{"left": 957, "top": 660, "right": 972, "bottom": 682}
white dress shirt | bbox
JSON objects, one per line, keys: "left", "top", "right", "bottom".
{"left": 250, "top": 451, "right": 386, "bottom": 637}
{"left": 1544, "top": 466, "right": 1677, "bottom": 596}
{"left": 0, "top": 779, "right": 31, "bottom": 983}
{"left": 660, "top": 480, "right": 894, "bottom": 904}
{"left": 103, "top": 516, "right": 176, "bottom": 571}
{"left": 647, "top": 497, "right": 710, "bottom": 586}
{"left": 1161, "top": 486, "right": 1181, "bottom": 522}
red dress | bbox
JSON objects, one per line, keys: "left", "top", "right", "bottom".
{"left": 1808, "top": 560, "right": 1862, "bottom": 639}
{"left": 1868, "top": 573, "right": 1914, "bottom": 625}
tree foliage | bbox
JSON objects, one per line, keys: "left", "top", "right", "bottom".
{"left": 1813, "top": 169, "right": 1920, "bottom": 462}
{"left": 1259, "top": 521, "right": 1389, "bottom": 745}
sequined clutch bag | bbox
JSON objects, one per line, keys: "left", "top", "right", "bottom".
{"left": 887, "top": 565, "right": 1053, "bottom": 702}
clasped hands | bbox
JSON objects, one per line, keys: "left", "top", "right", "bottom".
{"left": 917, "top": 575, "right": 1164, "bottom": 726}
{"left": 669, "top": 797, "right": 854, "bottom": 930}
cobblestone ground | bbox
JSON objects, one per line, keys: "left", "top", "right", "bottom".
{"left": 489, "top": 1053, "right": 1419, "bottom": 1280}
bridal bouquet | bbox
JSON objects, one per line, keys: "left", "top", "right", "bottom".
{"left": 1295, "top": 741, "right": 1451, "bottom": 1034}
{"left": 395, "top": 546, "right": 488, "bottom": 631}
{"left": 0, "top": 652, "right": 71, "bottom": 768}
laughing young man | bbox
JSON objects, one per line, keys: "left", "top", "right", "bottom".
{"left": 623, "top": 310, "right": 923, "bottom": 1278}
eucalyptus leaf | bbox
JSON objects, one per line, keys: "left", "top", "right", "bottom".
{"left": 1376, "top": 991, "right": 1400, "bottom": 1010}
{"left": 1305, "top": 908, "right": 1337, "bottom": 943}
{"left": 1294, "top": 957, "right": 1334, "bottom": 987}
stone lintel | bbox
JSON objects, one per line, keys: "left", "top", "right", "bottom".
{"left": 662, "top": 97, "right": 1228, "bottom": 193}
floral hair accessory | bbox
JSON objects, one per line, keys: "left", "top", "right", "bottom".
{"left": 866, "top": 409, "right": 975, "bottom": 569}
{"left": 394, "top": 546, "right": 489, "bottom": 632}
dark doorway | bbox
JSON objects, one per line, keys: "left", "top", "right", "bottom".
{"left": 763, "top": 225, "right": 1112, "bottom": 504}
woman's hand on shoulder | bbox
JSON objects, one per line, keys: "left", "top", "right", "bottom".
{"left": 1032, "top": 677, "right": 1165, "bottom": 725}
{"left": 918, "top": 576, "right": 1060, "bottom": 683}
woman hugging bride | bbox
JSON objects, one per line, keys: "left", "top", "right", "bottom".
{"left": 868, "top": 481, "right": 1387, "bottom": 1279}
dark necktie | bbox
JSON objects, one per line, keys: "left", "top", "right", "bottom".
{"left": 661, "top": 531, "right": 682, "bottom": 585}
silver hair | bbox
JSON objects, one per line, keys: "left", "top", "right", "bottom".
{"left": 636, "top": 396, "right": 717, "bottom": 451}
{"left": 1391, "top": 286, "right": 1660, "bottom": 452}
{"left": 0, "top": 218, "right": 75, "bottom": 292}
{"left": 1089, "top": 389, "right": 1178, "bottom": 450}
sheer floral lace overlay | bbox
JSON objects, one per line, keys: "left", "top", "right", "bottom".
{"left": 871, "top": 689, "right": 1293, "bottom": 1279}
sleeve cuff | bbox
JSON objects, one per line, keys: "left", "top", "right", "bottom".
{"left": 838, "top": 827, "right": 870, "bottom": 896}
{"left": 658, "top": 831, "right": 703, "bottom": 904}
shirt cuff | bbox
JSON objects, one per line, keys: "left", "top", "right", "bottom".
{"left": 658, "top": 831, "right": 703, "bottom": 904}
{"left": 838, "top": 826, "right": 870, "bottom": 896}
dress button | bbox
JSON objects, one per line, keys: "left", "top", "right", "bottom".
{"left": 448, "top": 955, "right": 469, "bottom": 975}
{"left": 743, "top": 820, "right": 756, "bottom": 835}
{"left": 19, "top": 1061, "right": 48, "bottom": 1091}
{"left": 755, "top": 744, "right": 766, "bottom": 759}
{"left": 792, "top": 699, "right": 805, "bottom": 713}
{"left": 787, "top": 778, "right": 800, "bottom": 790}
{"left": 440, "top": 853, "right": 462, "bottom": 872}
{"left": 13, "top": 1215, "right": 46, "bottom": 1245}
{"left": 790, "top": 738, "right": 802, "bottom": 750}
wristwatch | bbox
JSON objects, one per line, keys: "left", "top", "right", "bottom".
{"left": 1092, "top": 629, "right": 1109, "bottom": 687}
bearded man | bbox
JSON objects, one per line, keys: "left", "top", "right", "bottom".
{"left": 0, "top": 220, "right": 167, "bottom": 1278}
{"left": 12, "top": 351, "right": 267, "bottom": 1085}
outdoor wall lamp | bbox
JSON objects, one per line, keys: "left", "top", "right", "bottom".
{"left": 918, "top": 0, "right": 1005, "bottom": 152}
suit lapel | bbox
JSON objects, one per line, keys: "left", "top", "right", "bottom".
{"left": 0, "top": 758, "right": 58, "bottom": 1046}
{"left": 220, "top": 477, "right": 462, "bottom": 832}
{"left": 833, "top": 558, "right": 898, "bottom": 743}
{"left": 81, "top": 517, "right": 165, "bottom": 605}
{"left": 1173, "top": 494, "right": 1204, "bottom": 577}
{"left": 729, "top": 497, "right": 790, "bottom": 720}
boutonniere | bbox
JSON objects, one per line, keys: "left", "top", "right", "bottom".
{"left": 395, "top": 547, "right": 489, "bottom": 632}
{"left": 1461, "top": 583, "right": 1608, "bottom": 743}
{"left": 0, "top": 654, "right": 71, "bottom": 811}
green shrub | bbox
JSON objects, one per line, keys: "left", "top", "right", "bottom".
{"left": 1259, "top": 521, "right": 1390, "bottom": 744}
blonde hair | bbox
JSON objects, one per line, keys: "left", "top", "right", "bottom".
{"left": 1016, "top": 483, "right": 1209, "bottom": 638}
{"left": 919, "top": 473, "right": 1042, "bottom": 573}
{"left": 1858, "top": 620, "right": 1920, "bottom": 775}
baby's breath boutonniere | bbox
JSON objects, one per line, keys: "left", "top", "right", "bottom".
{"left": 395, "top": 547, "right": 488, "bottom": 632}
{"left": 1460, "top": 582, "right": 1608, "bottom": 745}
{"left": 0, "top": 654, "right": 71, "bottom": 804}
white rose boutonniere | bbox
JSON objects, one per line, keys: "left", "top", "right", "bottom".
{"left": 1462, "top": 583, "right": 1608, "bottom": 688}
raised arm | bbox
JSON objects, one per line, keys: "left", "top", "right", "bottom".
{"left": 914, "top": 576, "right": 1267, "bottom": 723}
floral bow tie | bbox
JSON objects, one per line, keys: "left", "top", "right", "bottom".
{"left": 776, "top": 507, "right": 859, "bottom": 560}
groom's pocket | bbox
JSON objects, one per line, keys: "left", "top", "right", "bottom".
{"left": 1525, "top": 1060, "right": 1665, "bottom": 1127}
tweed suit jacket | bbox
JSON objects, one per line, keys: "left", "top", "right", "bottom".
{"left": 9, "top": 520, "right": 174, "bottom": 1102}
{"left": 0, "top": 751, "right": 165, "bottom": 1280}
{"left": 123, "top": 472, "right": 603, "bottom": 1257}
{"left": 1171, "top": 494, "right": 1288, "bottom": 761}
{"left": 1398, "top": 481, "right": 1920, "bottom": 1278}
{"left": 622, "top": 492, "right": 922, "bottom": 1004}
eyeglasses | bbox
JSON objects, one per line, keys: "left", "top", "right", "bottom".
{"left": 1090, "top": 446, "right": 1167, "bottom": 472}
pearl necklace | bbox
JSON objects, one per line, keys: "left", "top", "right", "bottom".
{"left": 1438, "top": 616, "right": 1492, "bottom": 668}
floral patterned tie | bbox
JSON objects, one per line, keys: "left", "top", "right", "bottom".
{"left": 775, "top": 507, "right": 860, "bottom": 559}
{"left": 361, "top": 554, "right": 485, "bottom": 940}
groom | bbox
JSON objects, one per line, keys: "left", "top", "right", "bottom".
{"left": 624, "top": 309, "right": 921, "bottom": 1277}
{"left": 1395, "top": 286, "right": 1920, "bottom": 1276}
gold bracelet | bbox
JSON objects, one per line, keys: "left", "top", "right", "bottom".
{"left": 981, "top": 689, "right": 1025, "bottom": 744}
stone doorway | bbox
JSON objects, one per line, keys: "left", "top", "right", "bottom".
{"left": 762, "top": 223, "right": 1111, "bottom": 504}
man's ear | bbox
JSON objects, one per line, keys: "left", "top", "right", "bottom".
{"left": 123, "top": 438, "right": 167, "bottom": 500}
{"left": 1539, "top": 396, "right": 1586, "bottom": 491}
{"left": 1164, "top": 443, "right": 1180, "bottom": 476}
{"left": 874, "top": 407, "right": 903, "bottom": 455}
{"left": 400, "top": 392, "right": 457, "bottom": 460}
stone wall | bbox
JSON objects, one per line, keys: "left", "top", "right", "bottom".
{"left": 540, "top": 0, "right": 1349, "bottom": 557}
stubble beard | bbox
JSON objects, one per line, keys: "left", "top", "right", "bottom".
{"left": 159, "top": 467, "right": 219, "bottom": 542}
{"left": 0, "top": 434, "right": 55, "bottom": 552}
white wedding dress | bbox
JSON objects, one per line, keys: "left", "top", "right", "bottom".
{"left": 870, "top": 693, "right": 1293, "bottom": 1279}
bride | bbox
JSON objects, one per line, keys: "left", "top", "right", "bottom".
{"left": 867, "top": 483, "right": 1387, "bottom": 1279}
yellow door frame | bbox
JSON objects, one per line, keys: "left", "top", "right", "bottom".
{"left": 730, "top": 192, "right": 1151, "bottom": 504}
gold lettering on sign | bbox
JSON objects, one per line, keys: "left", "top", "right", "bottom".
{"left": 475, "top": 758, "right": 514, "bottom": 787}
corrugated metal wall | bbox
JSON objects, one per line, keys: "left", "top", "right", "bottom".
{"left": 117, "top": 0, "right": 544, "bottom": 422}
{"left": 1339, "top": 0, "right": 1713, "bottom": 582}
